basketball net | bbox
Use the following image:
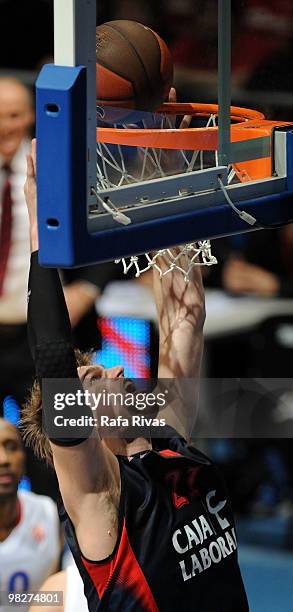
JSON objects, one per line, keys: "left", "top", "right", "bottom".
{"left": 96, "top": 109, "right": 241, "bottom": 281}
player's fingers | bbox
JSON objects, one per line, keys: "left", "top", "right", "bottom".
{"left": 179, "top": 114, "right": 192, "bottom": 129}
{"left": 26, "top": 154, "right": 35, "bottom": 178}
{"left": 31, "top": 138, "right": 37, "bottom": 174}
{"left": 168, "top": 87, "right": 177, "bottom": 103}
{"left": 168, "top": 88, "right": 192, "bottom": 130}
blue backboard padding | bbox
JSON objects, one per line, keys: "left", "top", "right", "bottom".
{"left": 38, "top": 190, "right": 293, "bottom": 267}
{"left": 37, "top": 65, "right": 88, "bottom": 265}
{"left": 36, "top": 65, "right": 293, "bottom": 268}
{"left": 37, "top": 65, "right": 86, "bottom": 92}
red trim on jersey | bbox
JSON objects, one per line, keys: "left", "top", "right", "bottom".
{"left": 81, "top": 555, "right": 112, "bottom": 599}
{"left": 159, "top": 449, "right": 182, "bottom": 458}
{"left": 81, "top": 519, "right": 159, "bottom": 610}
{"left": 172, "top": 491, "right": 190, "bottom": 509}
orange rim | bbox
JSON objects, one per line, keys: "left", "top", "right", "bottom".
{"left": 96, "top": 102, "right": 269, "bottom": 150}
{"left": 96, "top": 102, "right": 293, "bottom": 181}
{"left": 155, "top": 103, "right": 265, "bottom": 122}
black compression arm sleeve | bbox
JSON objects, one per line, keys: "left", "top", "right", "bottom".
{"left": 27, "top": 251, "right": 77, "bottom": 379}
{"left": 27, "top": 252, "right": 92, "bottom": 446}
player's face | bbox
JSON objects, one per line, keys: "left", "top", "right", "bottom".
{"left": 78, "top": 364, "right": 136, "bottom": 419}
{"left": 78, "top": 364, "right": 125, "bottom": 385}
{"left": 0, "top": 420, "right": 25, "bottom": 499}
{"left": 0, "top": 81, "right": 34, "bottom": 162}
{"left": 78, "top": 364, "right": 137, "bottom": 404}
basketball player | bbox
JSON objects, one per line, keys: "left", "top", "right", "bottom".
{"left": 22, "top": 139, "right": 249, "bottom": 611}
{"left": 31, "top": 562, "right": 89, "bottom": 612}
{"left": 0, "top": 418, "right": 60, "bottom": 611}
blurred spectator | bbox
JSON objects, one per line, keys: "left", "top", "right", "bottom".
{"left": 0, "top": 76, "right": 121, "bottom": 408}
{"left": 0, "top": 419, "right": 61, "bottom": 611}
{"left": 0, "top": 76, "right": 123, "bottom": 496}
{"left": 234, "top": 0, "right": 293, "bottom": 86}
{"left": 204, "top": 229, "right": 293, "bottom": 379}
{"left": 170, "top": 0, "right": 292, "bottom": 87}
{"left": 32, "top": 563, "right": 88, "bottom": 612}
{"left": 247, "top": 35, "right": 293, "bottom": 121}
{"left": 244, "top": 0, "right": 293, "bottom": 37}
{"left": 0, "top": 77, "right": 35, "bottom": 407}
{"left": 222, "top": 226, "right": 293, "bottom": 298}
{"left": 170, "top": 0, "right": 219, "bottom": 72}
{"left": 204, "top": 224, "right": 293, "bottom": 299}
{"left": 204, "top": 227, "right": 293, "bottom": 518}
{"left": 208, "top": 438, "right": 293, "bottom": 517}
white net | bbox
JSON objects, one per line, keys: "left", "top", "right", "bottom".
{"left": 115, "top": 242, "right": 217, "bottom": 283}
{"left": 96, "top": 109, "right": 237, "bottom": 281}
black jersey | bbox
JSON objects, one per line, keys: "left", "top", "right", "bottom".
{"left": 59, "top": 433, "right": 249, "bottom": 612}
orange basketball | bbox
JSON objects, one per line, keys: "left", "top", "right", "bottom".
{"left": 96, "top": 20, "right": 173, "bottom": 114}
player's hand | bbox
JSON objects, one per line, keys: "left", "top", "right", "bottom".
{"left": 24, "top": 138, "right": 38, "bottom": 252}
{"left": 168, "top": 87, "right": 192, "bottom": 129}
{"left": 160, "top": 88, "right": 192, "bottom": 176}
{"left": 223, "top": 257, "right": 280, "bottom": 297}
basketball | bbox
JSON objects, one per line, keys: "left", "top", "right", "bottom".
{"left": 96, "top": 20, "right": 173, "bottom": 113}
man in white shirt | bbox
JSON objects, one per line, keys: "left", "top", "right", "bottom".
{"left": 30, "top": 562, "right": 89, "bottom": 612}
{"left": 0, "top": 77, "right": 123, "bottom": 495}
{"left": 0, "top": 418, "right": 61, "bottom": 612}
{"left": 0, "top": 78, "right": 35, "bottom": 407}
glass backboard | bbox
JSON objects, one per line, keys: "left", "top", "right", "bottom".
{"left": 36, "top": 0, "right": 293, "bottom": 268}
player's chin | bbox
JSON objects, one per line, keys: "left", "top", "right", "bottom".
{"left": 0, "top": 136, "right": 22, "bottom": 157}
{"left": 0, "top": 482, "right": 18, "bottom": 499}
{"left": 123, "top": 378, "right": 136, "bottom": 393}
{"left": 125, "top": 403, "right": 159, "bottom": 419}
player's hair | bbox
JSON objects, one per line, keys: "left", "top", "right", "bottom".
{"left": 21, "top": 349, "right": 93, "bottom": 465}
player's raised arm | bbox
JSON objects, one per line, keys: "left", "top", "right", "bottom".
{"left": 154, "top": 251, "right": 205, "bottom": 378}
{"left": 23, "top": 140, "right": 120, "bottom": 561}
{"left": 152, "top": 251, "right": 205, "bottom": 439}
{"left": 153, "top": 90, "right": 205, "bottom": 380}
